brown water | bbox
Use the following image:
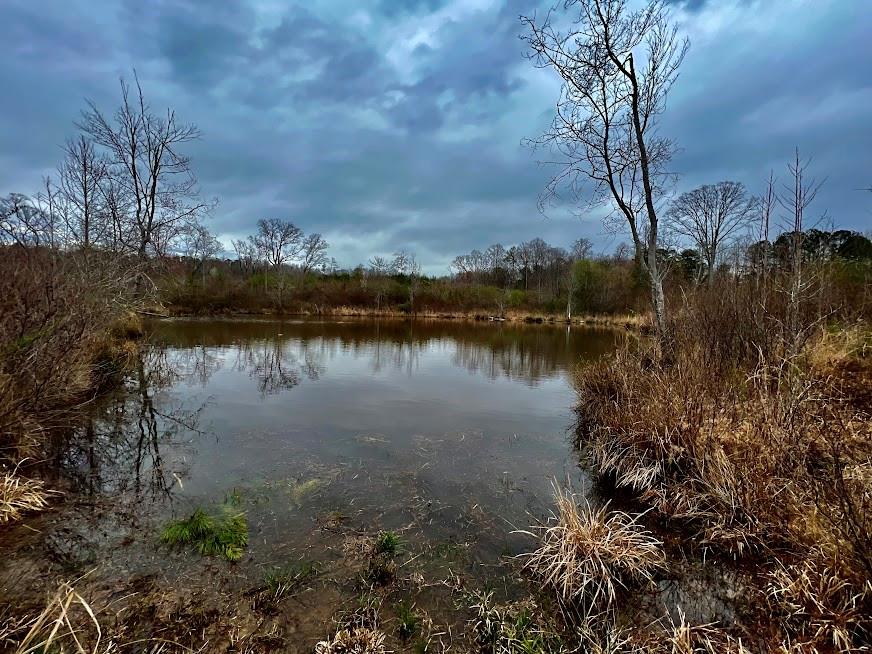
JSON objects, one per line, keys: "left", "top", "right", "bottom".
{"left": 1, "top": 318, "right": 625, "bottom": 650}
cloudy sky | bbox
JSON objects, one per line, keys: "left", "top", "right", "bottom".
{"left": 3, "top": 0, "right": 870, "bottom": 273}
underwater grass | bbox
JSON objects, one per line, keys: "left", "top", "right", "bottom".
{"left": 160, "top": 505, "right": 248, "bottom": 562}
{"left": 374, "top": 531, "right": 401, "bottom": 556}
{"left": 396, "top": 602, "right": 419, "bottom": 640}
{"left": 264, "top": 561, "right": 319, "bottom": 598}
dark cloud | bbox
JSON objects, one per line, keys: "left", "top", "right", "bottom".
{"left": 0, "top": 0, "right": 869, "bottom": 273}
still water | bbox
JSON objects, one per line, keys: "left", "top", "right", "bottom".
{"left": 4, "top": 318, "right": 622, "bottom": 648}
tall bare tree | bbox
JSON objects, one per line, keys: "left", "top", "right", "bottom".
{"left": 523, "top": 0, "right": 688, "bottom": 337}
{"left": 392, "top": 250, "right": 421, "bottom": 312}
{"left": 299, "top": 232, "right": 330, "bottom": 274}
{"left": 232, "top": 238, "right": 258, "bottom": 275}
{"left": 79, "top": 75, "right": 209, "bottom": 257}
{"left": 58, "top": 135, "right": 107, "bottom": 250}
{"left": 667, "top": 181, "right": 757, "bottom": 286}
{"left": 249, "top": 218, "right": 302, "bottom": 269}
{"left": 182, "top": 224, "right": 221, "bottom": 286}
{"left": 248, "top": 218, "right": 302, "bottom": 299}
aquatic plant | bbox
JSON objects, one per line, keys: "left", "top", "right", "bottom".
{"left": 469, "top": 591, "right": 563, "bottom": 654}
{"left": 160, "top": 506, "right": 248, "bottom": 562}
{"left": 264, "top": 561, "right": 319, "bottom": 599}
{"left": 518, "top": 484, "right": 664, "bottom": 612}
{"left": 374, "top": 531, "right": 401, "bottom": 556}
{"left": 289, "top": 476, "right": 327, "bottom": 508}
{"left": 396, "top": 602, "right": 419, "bottom": 640}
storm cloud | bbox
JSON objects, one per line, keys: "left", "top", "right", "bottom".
{"left": 2, "top": 0, "right": 870, "bottom": 273}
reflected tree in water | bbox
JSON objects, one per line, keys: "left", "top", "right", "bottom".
{"left": 52, "top": 345, "right": 205, "bottom": 505}
{"left": 234, "top": 336, "right": 326, "bottom": 395}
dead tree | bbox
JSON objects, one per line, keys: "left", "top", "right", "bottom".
{"left": 667, "top": 181, "right": 757, "bottom": 286}
{"left": 523, "top": 0, "right": 688, "bottom": 338}
{"left": 79, "top": 74, "right": 208, "bottom": 258}
{"left": 299, "top": 233, "right": 330, "bottom": 274}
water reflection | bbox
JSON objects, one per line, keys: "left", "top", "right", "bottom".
{"left": 150, "top": 318, "right": 619, "bottom": 388}
{"left": 47, "top": 318, "right": 619, "bottom": 525}
{"left": 50, "top": 347, "right": 205, "bottom": 503}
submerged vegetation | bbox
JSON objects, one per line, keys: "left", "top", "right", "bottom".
{"left": 160, "top": 505, "right": 249, "bottom": 562}
{"left": 374, "top": 531, "right": 401, "bottom": 557}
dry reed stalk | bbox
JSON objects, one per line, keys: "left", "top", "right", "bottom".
{"left": 314, "top": 627, "right": 386, "bottom": 654}
{"left": 14, "top": 582, "right": 101, "bottom": 654}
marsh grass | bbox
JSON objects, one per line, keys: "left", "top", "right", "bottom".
{"left": 160, "top": 505, "right": 248, "bottom": 561}
{"left": 11, "top": 581, "right": 101, "bottom": 654}
{"left": 573, "top": 278, "right": 872, "bottom": 650}
{"left": 0, "top": 470, "right": 50, "bottom": 524}
{"left": 468, "top": 591, "right": 563, "bottom": 654}
{"left": 317, "top": 593, "right": 387, "bottom": 654}
{"left": 518, "top": 484, "right": 665, "bottom": 613}
{"left": 374, "top": 531, "right": 401, "bottom": 556}
{"left": 395, "top": 602, "right": 419, "bottom": 640}
{"left": 264, "top": 561, "right": 319, "bottom": 598}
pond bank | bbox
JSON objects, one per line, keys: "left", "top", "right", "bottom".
{"left": 159, "top": 304, "right": 649, "bottom": 329}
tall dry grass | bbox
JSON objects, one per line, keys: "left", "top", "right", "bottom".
{"left": 519, "top": 484, "right": 665, "bottom": 615}
{"left": 573, "top": 275, "right": 872, "bottom": 651}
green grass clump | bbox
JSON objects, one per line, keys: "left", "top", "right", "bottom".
{"left": 396, "top": 602, "right": 419, "bottom": 640}
{"left": 161, "top": 506, "right": 248, "bottom": 561}
{"left": 374, "top": 531, "right": 401, "bottom": 556}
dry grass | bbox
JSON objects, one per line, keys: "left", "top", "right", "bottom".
{"left": 766, "top": 555, "right": 870, "bottom": 653}
{"left": 572, "top": 276, "right": 872, "bottom": 651}
{"left": 518, "top": 483, "right": 665, "bottom": 612}
{"left": 0, "top": 469, "right": 50, "bottom": 523}
{"left": 314, "top": 627, "right": 387, "bottom": 654}
{"left": 12, "top": 581, "right": 101, "bottom": 654}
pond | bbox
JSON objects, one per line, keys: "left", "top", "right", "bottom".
{"left": 2, "top": 318, "right": 623, "bottom": 650}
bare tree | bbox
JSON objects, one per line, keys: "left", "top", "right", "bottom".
{"left": 182, "top": 224, "right": 221, "bottom": 286}
{"left": 79, "top": 74, "right": 210, "bottom": 257}
{"left": 58, "top": 135, "right": 107, "bottom": 250}
{"left": 667, "top": 181, "right": 757, "bottom": 286}
{"left": 367, "top": 256, "right": 391, "bottom": 310}
{"left": 0, "top": 193, "right": 52, "bottom": 247}
{"left": 248, "top": 218, "right": 302, "bottom": 302}
{"left": 232, "top": 238, "right": 258, "bottom": 275}
{"left": 392, "top": 250, "right": 421, "bottom": 312}
{"left": 523, "top": 0, "right": 688, "bottom": 338}
{"left": 299, "top": 232, "right": 330, "bottom": 274}
{"left": 778, "top": 149, "right": 825, "bottom": 353}
{"left": 249, "top": 218, "right": 302, "bottom": 269}
{"left": 571, "top": 237, "right": 594, "bottom": 261}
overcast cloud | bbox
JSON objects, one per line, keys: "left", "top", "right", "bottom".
{"left": 2, "top": 0, "right": 870, "bottom": 273}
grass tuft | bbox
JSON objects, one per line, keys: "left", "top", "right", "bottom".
{"left": 518, "top": 483, "right": 665, "bottom": 612}
{"left": 0, "top": 471, "right": 50, "bottom": 524}
{"left": 374, "top": 531, "right": 401, "bottom": 556}
{"left": 396, "top": 602, "right": 419, "bottom": 640}
{"left": 264, "top": 561, "right": 319, "bottom": 599}
{"left": 160, "top": 505, "right": 248, "bottom": 562}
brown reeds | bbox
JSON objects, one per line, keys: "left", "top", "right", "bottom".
{"left": 0, "top": 468, "right": 50, "bottom": 524}
{"left": 518, "top": 483, "right": 665, "bottom": 612}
